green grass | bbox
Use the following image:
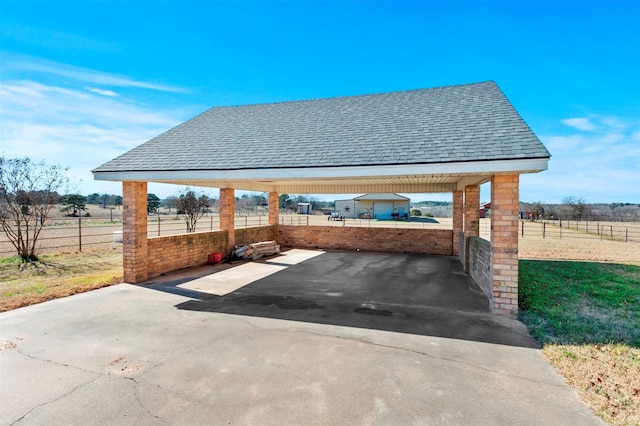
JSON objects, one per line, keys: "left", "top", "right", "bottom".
{"left": 518, "top": 260, "right": 640, "bottom": 425}
{"left": 0, "top": 255, "right": 22, "bottom": 265}
{"left": 519, "top": 260, "right": 640, "bottom": 347}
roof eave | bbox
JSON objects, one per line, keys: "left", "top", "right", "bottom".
{"left": 93, "top": 157, "right": 549, "bottom": 183}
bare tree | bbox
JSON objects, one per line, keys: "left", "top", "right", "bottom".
{"left": 562, "top": 196, "right": 590, "bottom": 220}
{"left": 176, "top": 190, "right": 209, "bottom": 232}
{"left": 0, "top": 156, "right": 69, "bottom": 262}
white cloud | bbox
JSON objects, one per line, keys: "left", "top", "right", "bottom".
{"left": 529, "top": 116, "right": 640, "bottom": 203}
{"left": 86, "top": 87, "right": 119, "bottom": 97}
{"left": 2, "top": 53, "right": 188, "bottom": 94}
{"left": 0, "top": 77, "right": 199, "bottom": 197}
{"left": 561, "top": 117, "right": 597, "bottom": 131}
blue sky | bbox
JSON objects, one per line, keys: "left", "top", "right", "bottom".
{"left": 1, "top": 0, "right": 639, "bottom": 204}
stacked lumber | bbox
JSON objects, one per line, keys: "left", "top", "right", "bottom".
{"left": 234, "top": 240, "right": 280, "bottom": 260}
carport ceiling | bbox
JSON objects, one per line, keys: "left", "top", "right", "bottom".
{"left": 93, "top": 81, "right": 550, "bottom": 194}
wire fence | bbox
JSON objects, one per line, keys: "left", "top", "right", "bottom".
{"left": 0, "top": 213, "right": 272, "bottom": 257}
{"left": 2, "top": 213, "right": 637, "bottom": 258}
{"left": 520, "top": 219, "right": 640, "bottom": 243}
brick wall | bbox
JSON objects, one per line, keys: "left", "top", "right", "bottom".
{"left": 146, "top": 225, "right": 276, "bottom": 279}
{"left": 469, "top": 237, "right": 492, "bottom": 301}
{"left": 491, "top": 174, "right": 520, "bottom": 316}
{"left": 463, "top": 185, "right": 480, "bottom": 272}
{"left": 268, "top": 192, "right": 279, "bottom": 225}
{"left": 147, "top": 230, "right": 228, "bottom": 278}
{"left": 277, "top": 225, "right": 453, "bottom": 255}
{"left": 235, "top": 225, "right": 276, "bottom": 246}
{"left": 452, "top": 190, "right": 463, "bottom": 256}
{"left": 458, "top": 231, "right": 466, "bottom": 268}
{"left": 123, "top": 182, "right": 148, "bottom": 283}
{"left": 219, "top": 188, "right": 235, "bottom": 254}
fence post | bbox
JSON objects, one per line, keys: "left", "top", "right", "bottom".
{"left": 559, "top": 221, "right": 562, "bottom": 239}
{"left": 521, "top": 220, "right": 524, "bottom": 237}
{"left": 157, "top": 212, "right": 161, "bottom": 236}
{"left": 78, "top": 213, "right": 82, "bottom": 251}
{"left": 306, "top": 216, "right": 309, "bottom": 226}
{"left": 610, "top": 225, "right": 613, "bottom": 240}
{"left": 543, "top": 222, "right": 546, "bottom": 239}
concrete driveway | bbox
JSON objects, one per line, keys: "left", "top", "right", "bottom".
{"left": 1, "top": 250, "right": 601, "bottom": 425}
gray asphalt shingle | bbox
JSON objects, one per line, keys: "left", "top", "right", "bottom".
{"left": 93, "top": 81, "right": 549, "bottom": 173}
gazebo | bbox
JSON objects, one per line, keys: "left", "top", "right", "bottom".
{"left": 93, "top": 81, "right": 550, "bottom": 316}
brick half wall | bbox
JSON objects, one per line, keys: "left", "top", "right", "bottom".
{"left": 468, "top": 237, "right": 493, "bottom": 302}
{"left": 277, "top": 225, "right": 453, "bottom": 255}
{"left": 147, "top": 225, "right": 276, "bottom": 278}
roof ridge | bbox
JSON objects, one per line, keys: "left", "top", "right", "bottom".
{"left": 203, "top": 80, "right": 497, "bottom": 111}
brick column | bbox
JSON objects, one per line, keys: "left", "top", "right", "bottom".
{"left": 463, "top": 185, "right": 480, "bottom": 272}
{"left": 219, "top": 188, "right": 235, "bottom": 254}
{"left": 491, "top": 174, "right": 520, "bottom": 316}
{"left": 268, "top": 192, "right": 279, "bottom": 225}
{"left": 123, "top": 181, "right": 148, "bottom": 283}
{"left": 452, "top": 190, "right": 463, "bottom": 256}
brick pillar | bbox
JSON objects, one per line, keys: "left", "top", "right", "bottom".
{"left": 491, "top": 174, "right": 520, "bottom": 316}
{"left": 123, "top": 181, "right": 148, "bottom": 283}
{"left": 268, "top": 192, "right": 279, "bottom": 225}
{"left": 463, "top": 185, "right": 480, "bottom": 272}
{"left": 219, "top": 188, "right": 235, "bottom": 254}
{"left": 452, "top": 190, "right": 463, "bottom": 256}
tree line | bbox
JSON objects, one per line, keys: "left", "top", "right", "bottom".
{"left": 520, "top": 197, "right": 640, "bottom": 222}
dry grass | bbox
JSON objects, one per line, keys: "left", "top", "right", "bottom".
{"left": 0, "top": 247, "right": 123, "bottom": 312}
{"left": 543, "top": 344, "right": 640, "bottom": 425}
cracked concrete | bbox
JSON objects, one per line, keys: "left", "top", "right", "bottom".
{"left": 0, "top": 250, "right": 602, "bottom": 425}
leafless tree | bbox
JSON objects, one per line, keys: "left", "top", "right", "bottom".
{"left": 562, "top": 196, "right": 590, "bottom": 220}
{"left": 176, "top": 190, "right": 209, "bottom": 233}
{"left": 0, "top": 156, "right": 69, "bottom": 261}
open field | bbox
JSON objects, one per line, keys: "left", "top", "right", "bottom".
{"left": 3, "top": 207, "right": 638, "bottom": 264}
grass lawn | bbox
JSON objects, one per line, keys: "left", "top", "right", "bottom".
{"left": 519, "top": 260, "right": 640, "bottom": 425}
{"left": 0, "top": 248, "right": 123, "bottom": 312}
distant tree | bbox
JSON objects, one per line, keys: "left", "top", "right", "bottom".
{"left": 86, "top": 193, "right": 101, "bottom": 204}
{"left": 531, "top": 202, "right": 546, "bottom": 220}
{"left": 61, "top": 194, "right": 87, "bottom": 216}
{"left": 147, "top": 193, "right": 161, "bottom": 214}
{"left": 114, "top": 195, "right": 122, "bottom": 209}
{"left": 411, "top": 209, "right": 422, "bottom": 216}
{"left": 99, "top": 194, "right": 108, "bottom": 209}
{"left": 279, "top": 194, "right": 291, "bottom": 209}
{"left": 177, "top": 190, "right": 209, "bottom": 232}
{"left": 162, "top": 196, "right": 178, "bottom": 214}
{"left": 562, "top": 196, "right": 589, "bottom": 220}
{"left": 0, "top": 156, "right": 68, "bottom": 262}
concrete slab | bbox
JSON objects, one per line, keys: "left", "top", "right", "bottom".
{"left": 177, "top": 249, "right": 324, "bottom": 296}
{"left": 0, "top": 250, "right": 603, "bottom": 425}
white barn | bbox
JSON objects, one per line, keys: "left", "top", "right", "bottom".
{"left": 334, "top": 194, "right": 410, "bottom": 220}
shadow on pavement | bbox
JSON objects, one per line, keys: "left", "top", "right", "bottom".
{"left": 142, "top": 250, "right": 539, "bottom": 349}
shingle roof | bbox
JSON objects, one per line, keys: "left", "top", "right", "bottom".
{"left": 93, "top": 81, "right": 549, "bottom": 173}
